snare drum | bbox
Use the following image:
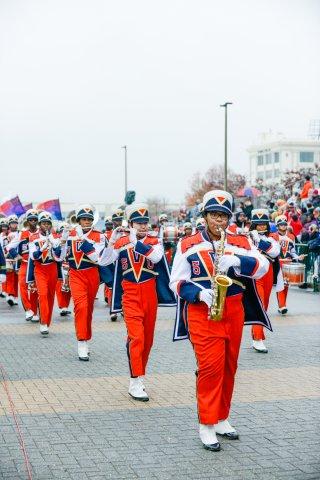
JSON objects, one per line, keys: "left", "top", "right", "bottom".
{"left": 282, "top": 262, "right": 305, "bottom": 285}
{"left": 163, "top": 226, "right": 179, "bottom": 243}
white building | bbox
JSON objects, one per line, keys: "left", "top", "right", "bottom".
{"left": 248, "top": 132, "right": 320, "bottom": 185}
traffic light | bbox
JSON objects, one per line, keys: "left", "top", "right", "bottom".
{"left": 125, "top": 191, "right": 136, "bottom": 205}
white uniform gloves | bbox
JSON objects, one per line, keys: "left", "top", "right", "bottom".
{"left": 219, "top": 254, "right": 240, "bottom": 273}
{"left": 250, "top": 230, "right": 261, "bottom": 245}
{"left": 199, "top": 289, "right": 213, "bottom": 307}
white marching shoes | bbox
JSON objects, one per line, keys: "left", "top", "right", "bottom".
{"left": 31, "top": 315, "right": 39, "bottom": 323}
{"left": 199, "top": 424, "right": 221, "bottom": 452}
{"left": 39, "top": 324, "right": 49, "bottom": 335}
{"left": 128, "top": 377, "right": 149, "bottom": 402}
{"left": 252, "top": 339, "right": 268, "bottom": 353}
{"left": 78, "top": 341, "right": 89, "bottom": 361}
{"left": 6, "top": 295, "right": 15, "bottom": 306}
{"left": 214, "top": 419, "right": 239, "bottom": 439}
{"left": 25, "top": 310, "right": 34, "bottom": 321}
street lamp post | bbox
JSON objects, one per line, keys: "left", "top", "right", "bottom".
{"left": 220, "top": 102, "right": 233, "bottom": 190}
{"left": 121, "top": 145, "right": 128, "bottom": 197}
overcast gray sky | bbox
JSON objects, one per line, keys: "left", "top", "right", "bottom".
{"left": 0, "top": 0, "right": 319, "bottom": 206}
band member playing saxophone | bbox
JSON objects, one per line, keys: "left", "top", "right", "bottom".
{"left": 170, "top": 190, "right": 272, "bottom": 452}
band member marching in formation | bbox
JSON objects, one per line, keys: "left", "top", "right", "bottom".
{"left": 170, "top": 190, "right": 272, "bottom": 452}
{"left": 0, "top": 217, "right": 10, "bottom": 300}
{"left": 5, "top": 209, "right": 40, "bottom": 321}
{"left": 271, "top": 215, "right": 305, "bottom": 314}
{"left": 249, "top": 210, "right": 281, "bottom": 353}
{"left": 4, "top": 215, "right": 20, "bottom": 306}
{"left": 0, "top": 240, "right": 6, "bottom": 288}
{"left": 99, "top": 204, "right": 175, "bottom": 401}
{"left": 60, "top": 205, "right": 105, "bottom": 360}
{"left": 55, "top": 223, "right": 72, "bottom": 317}
{"left": 28, "top": 212, "right": 62, "bottom": 335}
{"left": 112, "top": 208, "right": 124, "bottom": 229}
{"left": 103, "top": 216, "right": 118, "bottom": 321}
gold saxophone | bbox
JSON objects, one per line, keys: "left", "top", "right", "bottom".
{"left": 210, "top": 228, "right": 233, "bottom": 321}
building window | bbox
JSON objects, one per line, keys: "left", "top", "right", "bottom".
{"left": 257, "top": 173, "right": 264, "bottom": 181}
{"left": 274, "top": 152, "right": 279, "bottom": 163}
{"left": 257, "top": 155, "right": 264, "bottom": 166}
{"left": 265, "top": 153, "right": 272, "bottom": 164}
{"left": 300, "top": 152, "right": 314, "bottom": 163}
{"left": 266, "top": 171, "right": 273, "bottom": 179}
{"left": 274, "top": 169, "right": 280, "bottom": 178}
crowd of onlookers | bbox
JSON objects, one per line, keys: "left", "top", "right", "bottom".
{"left": 237, "top": 175, "right": 320, "bottom": 253}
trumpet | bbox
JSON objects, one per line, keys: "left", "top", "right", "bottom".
{"left": 210, "top": 228, "right": 233, "bottom": 321}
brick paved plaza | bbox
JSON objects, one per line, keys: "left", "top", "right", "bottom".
{"left": 0, "top": 288, "right": 319, "bottom": 480}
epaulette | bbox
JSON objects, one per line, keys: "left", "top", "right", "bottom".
{"left": 226, "top": 233, "right": 251, "bottom": 250}
{"left": 270, "top": 232, "right": 279, "bottom": 241}
{"left": 181, "top": 231, "right": 203, "bottom": 254}
{"left": 20, "top": 230, "right": 30, "bottom": 240}
{"left": 29, "top": 232, "right": 40, "bottom": 242}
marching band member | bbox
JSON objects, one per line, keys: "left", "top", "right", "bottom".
{"left": 99, "top": 204, "right": 175, "bottom": 401}
{"left": 181, "top": 222, "right": 193, "bottom": 238}
{"left": 112, "top": 208, "right": 124, "bottom": 229}
{"left": 0, "top": 218, "right": 9, "bottom": 299}
{"left": 5, "top": 209, "right": 39, "bottom": 321}
{"left": 103, "top": 216, "right": 117, "bottom": 321}
{"left": 195, "top": 217, "right": 206, "bottom": 232}
{"left": 60, "top": 205, "right": 105, "bottom": 360}
{"left": 55, "top": 222, "right": 72, "bottom": 317}
{"left": 104, "top": 216, "right": 114, "bottom": 240}
{"left": 4, "top": 215, "right": 20, "bottom": 306}
{"left": 170, "top": 190, "right": 271, "bottom": 452}
{"left": 29, "top": 212, "right": 62, "bottom": 335}
{"left": 0, "top": 241, "right": 6, "bottom": 287}
{"left": 271, "top": 215, "right": 305, "bottom": 314}
{"left": 158, "top": 213, "right": 168, "bottom": 240}
{"left": 249, "top": 210, "right": 281, "bottom": 353}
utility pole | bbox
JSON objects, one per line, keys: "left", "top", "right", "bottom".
{"left": 121, "top": 145, "right": 128, "bottom": 196}
{"left": 220, "top": 102, "right": 233, "bottom": 190}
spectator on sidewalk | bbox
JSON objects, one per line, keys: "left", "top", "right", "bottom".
{"left": 300, "top": 175, "right": 313, "bottom": 208}
{"left": 288, "top": 214, "right": 303, "bottom": 239}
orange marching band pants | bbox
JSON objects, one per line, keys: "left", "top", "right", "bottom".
{"left": 104, "top": 285, "right": 112, "bottom": 305}
{"left": 277, "top": 260, "right": 289, "bottom": 309}
{"left": 188, "top": 294, "right": 244, "bottom": 425}
{"left": 276, "top": 285, "right": 289, "bottom": 309}
{"left": 122, "top": 277, "right": 158, "bottom": 378}
{"left": 55, "top": 280, "right": 71, "bottom": 309}
{"left": 5, "top": 271, "right": 19, "bottom": 297}
{"left": 251, "top": 262, "right": 273, "bottom": 341}
{"left": 34, "top": 262, "right": 58, "bottom": 326}
{"left": 69, "top": 267, "right": 100, "bottom": 341}
{"left": 19, "top": 261, "right": 38, "bottom": 313}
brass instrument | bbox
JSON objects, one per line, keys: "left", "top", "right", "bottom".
{"left": 210, "top": 228, "right": 233, "bottom": 321}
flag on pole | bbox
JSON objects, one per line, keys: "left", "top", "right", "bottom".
{"left": 23, "top": 203, "right": 33, "bottom": 211}
{"left": 0, "top": 196, "right": 26, "bottom": 217}
{"left": 36, "top": 199, "right": 63, "bottom": 220}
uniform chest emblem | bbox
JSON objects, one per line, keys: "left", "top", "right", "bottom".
{"left": 196, "top": 250, "right": 215, "bottom": 277}
{"left": 71, "top": 240, "right": 85, "bottom": 268}
{"left": 128, "top": 248, "right": 145, "bottom": 281}
{"left": 280, "top": 240, "right": 289, "bottom": 257}
{"left": 39, "top": 241, "right": 50, "bottom": 262}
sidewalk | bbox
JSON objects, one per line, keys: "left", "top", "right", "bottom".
{"left": 0, "top": 287, "right": 319, "bottom": 479}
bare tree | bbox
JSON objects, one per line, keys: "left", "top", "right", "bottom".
{"left": 185, "top": 165, "right": 246, "bottom": 206}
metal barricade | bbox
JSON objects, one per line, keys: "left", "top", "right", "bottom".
{"left": 295, "top": 243, "right": 320, "bottom": 292}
